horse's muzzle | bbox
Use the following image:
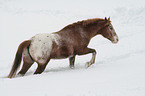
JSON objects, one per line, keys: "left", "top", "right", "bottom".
{"left": 112, "top": 35, "right": 119, "bottom": 44}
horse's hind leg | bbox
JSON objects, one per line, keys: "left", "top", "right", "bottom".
{"left": 18, "top": 47, "right": 34, "bottom": 76}
{"left": 34, "top": 64, "right": 47, "bottom": 74}
{"left": 18, "top": 62, "right": 33, "bottom": 75}
{"left": 34, "top": 59, "right": 50, "bottom": 74}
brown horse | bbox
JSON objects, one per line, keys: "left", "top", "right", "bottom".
{"left": 8, "top": 17, "right": 119, "bottom": 78}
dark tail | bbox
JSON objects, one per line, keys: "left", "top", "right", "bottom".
{"left": 8, "top": 40, "right": 31, "bottom": 78}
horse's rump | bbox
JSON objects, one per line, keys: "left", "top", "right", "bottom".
{"left": 29, "top": 33, "right": 61, "bottom": 63}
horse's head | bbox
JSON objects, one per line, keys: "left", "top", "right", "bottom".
{"left": 100, "top": 17, "right": 119, "bottom": 44}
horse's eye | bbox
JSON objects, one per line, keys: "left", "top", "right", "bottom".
{"left": 110, "top": 27, "right": 113, "bottom": 30}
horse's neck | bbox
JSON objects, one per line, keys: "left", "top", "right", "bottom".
{"left": 84, "top": 22, "right": 106, "bottom": 38}
{"left": 82, "top": 26, "right": 98, "bottom": 39}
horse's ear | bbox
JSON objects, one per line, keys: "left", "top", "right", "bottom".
{"left": 108, "top": 17, "right": 110, "bottom": 21}
{"left": 105, "top": 17, "right": 107, "bottom": 21}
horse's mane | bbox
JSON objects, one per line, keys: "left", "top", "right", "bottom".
{"left": 61, "top": 18, "right": 105, "bottom": 30}
{"left": 60, "top": 18, "right": 106, "bottom": 31}
{"left": 81, "top": 18, "right": 105, "bottom": 26}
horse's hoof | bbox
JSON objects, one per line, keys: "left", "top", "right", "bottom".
{"left": 15, "top": 73, "right": 24, "bottom": 78}
{"left": 86, "top": 62, "right": 92, "bottom": 68}
{"left": 70, "top": 66, "right": 75, "bottom": 69}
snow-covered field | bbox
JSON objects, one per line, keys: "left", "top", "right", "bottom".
{"left": 0, "top": 0, "right": 145, "bottom": 96}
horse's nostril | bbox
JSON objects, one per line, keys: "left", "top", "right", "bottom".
{"left": 117, "top": 38, "right": 119, "bottom": 41}
{"left": 116, "top": 38, "right": 118, "bottom": 41}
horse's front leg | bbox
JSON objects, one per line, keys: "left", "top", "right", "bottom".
{"left": 69, "top": 55, "right": 76, "bottom": 69}
{"left": 78, "top": 48, "right": 97, "bottom": 67}
{"left": 87, "top": 50, "right": 96, "bottom": 67}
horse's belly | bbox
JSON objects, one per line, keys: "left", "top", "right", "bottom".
{"left": 50, "top": 45, "right": 74, "bottom": 59}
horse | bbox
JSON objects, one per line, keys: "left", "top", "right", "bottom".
{"left": 8, "top": 17, "right": 119, "bottom": 78}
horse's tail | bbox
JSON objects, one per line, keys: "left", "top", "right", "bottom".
{"left": 8, "top": 40, "right": 31, "bottom": 78}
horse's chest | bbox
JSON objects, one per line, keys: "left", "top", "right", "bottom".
{"left": 29, "top": 33, "right": 60, "bottom": 63}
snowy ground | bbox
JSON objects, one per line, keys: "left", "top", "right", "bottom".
{"left": 0, "top": 0, "right": 145, "bottom": 96}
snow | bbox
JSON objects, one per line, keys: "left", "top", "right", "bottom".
{"left": 0, "top": 0, "right": 145, "bottom": 96}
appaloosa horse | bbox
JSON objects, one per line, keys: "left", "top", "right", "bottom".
{"left": 8, "top": 17, "right": 119, "bottom": 78}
